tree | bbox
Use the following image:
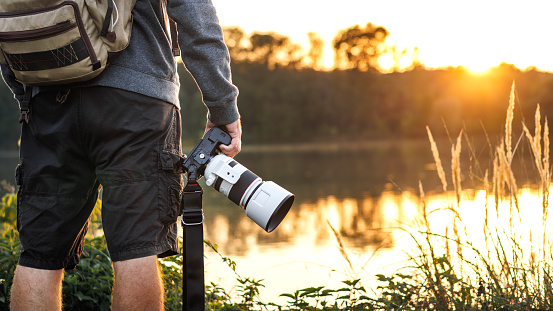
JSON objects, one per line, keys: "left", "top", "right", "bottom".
{"left": 247, "top": 32, "right": 303, "bottom": 69}
{"left": 307, "top": 32, "right": 324, "bottom": 69}
{"left": 222, "top": 27, "right": 248, "bottom": 62}
{"left": 222, "top": 28, "right": 317, "bottom": 70}
{"left": 248, "top": 32, "right": 286, "bottom": 67}
{"left": 333, "top": 23, "right": 389, "bottom": 71}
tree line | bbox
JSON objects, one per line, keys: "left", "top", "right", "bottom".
{"left": 178, "top": 62, "right": 553, "bottom": 145}
{"left": 222, "top": 23, "right": 397, "bottom": 72}
{"left": 1, "top": 24, "right": 553, "bottom": 149}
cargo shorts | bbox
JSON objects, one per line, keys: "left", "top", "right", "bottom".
{"left": 15, "top": 86, "right": 184, "bottom": 270}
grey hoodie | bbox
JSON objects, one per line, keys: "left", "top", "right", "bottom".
{"left": 0, "top": 0, "right": 240, "bottom": 125}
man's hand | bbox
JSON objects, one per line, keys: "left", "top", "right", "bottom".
{"left": 204, "top": 119, "right": 242, "bottom": 158}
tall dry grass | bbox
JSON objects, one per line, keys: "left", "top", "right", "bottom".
{"left": 451, "top": 130, "right": 463, "bottom": 206}
{"left": 523, "top": 104, "right": 551, "bottom": 215}
{"left": 426, "top": 126, "right": 448, "bottom": 193}
{"left": 403, "top": 81, "right": 553, "bottom": 310}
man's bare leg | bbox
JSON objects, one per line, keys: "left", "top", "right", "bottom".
{"left": 10, "top": 266, "right": 64, "bottom": 310}
{"left": 112, "top": 255, "right": 164, "bottom": 311}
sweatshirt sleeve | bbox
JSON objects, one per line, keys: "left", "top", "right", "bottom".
{"left": 1, "top": 63, "right": 25, "bottom": 104}
{"left": 166, "top": 0, "right": 240, "bottom": 125}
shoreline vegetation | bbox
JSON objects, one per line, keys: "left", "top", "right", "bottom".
{"left": 1, "top": 84, "right": 553, "bottom": 310}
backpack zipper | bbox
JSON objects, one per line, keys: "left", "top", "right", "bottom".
{"left": 0, "top": 1, "right": 100, "bottom": 70}
{"left": 0, "top": 20, "right": 75, "bottom": 42}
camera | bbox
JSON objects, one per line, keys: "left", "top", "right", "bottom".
{"left": 182, "top": 127, "right": 294, "bottom": 232}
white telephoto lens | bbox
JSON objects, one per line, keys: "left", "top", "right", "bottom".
{"left": 244, "top": 181, "right": 294, "bottom": 232}
{"left": 204, "top": 154, "right": 294, "bottom": 232}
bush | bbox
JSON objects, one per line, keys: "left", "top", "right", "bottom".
{"left": 0, "top": 191, "right": 185, "bottom": 310}
{"left": 0, "top": 228, "right": 19, "bottom": 310}
{"left": 62, "top": 235, "right": 114, "bottom": 311}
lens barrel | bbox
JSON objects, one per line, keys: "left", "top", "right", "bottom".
{"left": 204, "top": 154, "right": 294, "bottom": 232}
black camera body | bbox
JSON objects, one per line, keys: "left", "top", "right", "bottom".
{"left": 181, "top": 127, "right": 232, "bottom": 180}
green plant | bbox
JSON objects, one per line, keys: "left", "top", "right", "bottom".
{"left": 62, "top": 236, "right": 113, "bottom": 311}
{"left": 0, "top": 228, "right": 20, "bottom": 310}
{"left": 160, "top": 253, "right": 183, "bottom": 310}
{"left": 375, "top": 273, "right": 416, "bottom": 310}
{"left": 336, "top": 278, "right": 372, "bottom": 309}
{"left": 0, "top": 191, "right": 19, "bottom": 310}
{"left": 237, "top": 277, "right": 265, "bottom": 310}
{"left": 0, "top": 191, "right": 16, "bottom": 228}
{"left": 206, "top": 282, "right": 237, "bottom": 310}
{"left": 205, "top": 240, "right": 268, "bottom": 310}
{"left": 280, "top": 286, "right": 334, "bottom": 310}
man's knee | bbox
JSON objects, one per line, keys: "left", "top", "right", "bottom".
{"left": 11, "top": 265, "right": 64, "bottom": 310}
{"left": 112, "top": 256, "right": 164, "bottom": 310}
{"left": 113, "top": 255, "right": 160, "bottom": 275}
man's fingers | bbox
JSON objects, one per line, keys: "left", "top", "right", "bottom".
{"left": 204, "top": 119, "right": 242, "bottom": 157}
{"left": 219, "top": 137, "right": 241, "bottom": 157}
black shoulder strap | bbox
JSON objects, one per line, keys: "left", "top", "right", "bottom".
{"left": 19, "top": 86, "right": 32, "bottom": 124}
{"left": 100, "top": 0, "right": 114, "bottom": 38}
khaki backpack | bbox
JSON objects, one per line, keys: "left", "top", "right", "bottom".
{"left": 0, "top": 0, "right": 137, "bottom": 86}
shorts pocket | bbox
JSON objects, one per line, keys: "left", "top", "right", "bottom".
{"left": 157, "top": 106, "right": 184, "bottom": 225}
{"left": 158, "top": 182, "right": 183, "bottom": 225}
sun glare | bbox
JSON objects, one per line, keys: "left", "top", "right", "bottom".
{"left": 456, "top": 50, "right": 500, "bottom": 74}
{"left": 464, "top": 62, "right": 493, "bottom": 74}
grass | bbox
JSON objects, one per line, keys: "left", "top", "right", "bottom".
{"left": 412, "top": 81, "right": 553, "bottom": 310}
{"left": 1, "top": 81, "right": 553, "bottom": 309}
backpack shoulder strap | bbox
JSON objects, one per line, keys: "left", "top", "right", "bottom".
{"left": 169, "top": 19, "right": 180, "bottom": 57}
{"left": 100, "top": 0, "right": 115, "bottom": 38}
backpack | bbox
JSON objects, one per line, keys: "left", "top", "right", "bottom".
{"left": 0, "top": 0, "right": 137, "bottom": 86}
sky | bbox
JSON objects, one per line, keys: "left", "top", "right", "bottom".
{"left": 211, "top": 0, "right": 553, "bottom": 72}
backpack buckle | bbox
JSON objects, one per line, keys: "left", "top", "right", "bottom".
{"left": 92, "top": 60, "right": 101, "bottom": 71}
{"left": 19, "top": 87, "right": 32, "bottom": 124}
{"left": 19, "top": 109, "right": 30, "bottom": 124}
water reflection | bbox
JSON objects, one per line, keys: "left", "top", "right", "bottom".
{"left": 204, "top": 185, "right": 550, "bottom": 304}
{"left": 200, "top": 140, "right": 548, "bottom": 303}
{"left": 203, "top": 192, "right": 397, "bottom": 256}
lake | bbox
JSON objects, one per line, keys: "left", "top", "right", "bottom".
{"left": 199, "top": 137, "right": 547, "bottom": 303}
{"left": 0, "top": 137, "right": 547, "bottom": 304}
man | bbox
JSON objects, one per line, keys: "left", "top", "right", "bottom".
{"left": 1, "top": 0, "right": 240, "bottom": 309}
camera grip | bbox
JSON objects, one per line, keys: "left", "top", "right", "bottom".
{"left": 182, "top": 127, "right": 231, "bottom": 179}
